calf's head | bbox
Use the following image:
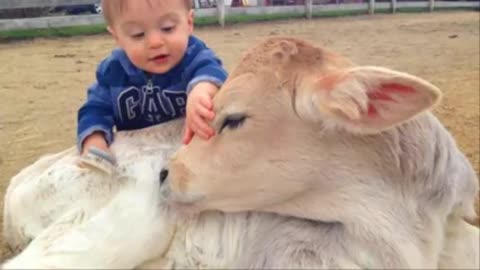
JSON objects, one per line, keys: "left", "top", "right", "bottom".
{"left": 160, "top": 37, "right": 441, "bottom": 214}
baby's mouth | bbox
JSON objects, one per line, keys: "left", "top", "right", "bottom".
{"left": 150, "top": 54, "right": 169, "bottom": 62}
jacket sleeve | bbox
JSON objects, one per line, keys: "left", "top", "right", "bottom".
{"left": 185, "top": 48, "right": 228, "bottom": 94}
{"left": 76, "top": 74, "right": 115, "bottom": 152}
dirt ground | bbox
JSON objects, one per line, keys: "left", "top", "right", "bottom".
{"left": 0, "top": 11, "right": 478, "bottom": 262}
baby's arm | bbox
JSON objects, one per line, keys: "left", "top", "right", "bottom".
{"left": 77, "top": 81, "right": 115, "bottom": 155}
{"left": 183, "top": 47, "right": 228, "bottom": 144}
{"left": 76, "top": 82, "right": 116, "bottom": 174}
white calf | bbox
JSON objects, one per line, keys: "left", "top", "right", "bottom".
{"left": 2, "top": 37, "right": 479, "bottom": 269}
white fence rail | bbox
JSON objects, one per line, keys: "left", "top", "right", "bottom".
{"left": 0, "top": 0, "right": 478, "bottom": 31}
{"left": 0, "top": 0, "right": 99, "bottom": 10}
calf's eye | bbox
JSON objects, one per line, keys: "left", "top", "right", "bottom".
{"left": 220, "top": 114, "right": 247, "bottom": 134}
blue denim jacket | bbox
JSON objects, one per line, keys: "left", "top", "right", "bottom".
{"left": 77, "top": 35, "right": 228, "bottom": 150}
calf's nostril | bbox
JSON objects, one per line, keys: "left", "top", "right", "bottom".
{"left": 159, "top": 169, "right": 169, "bottom": 184}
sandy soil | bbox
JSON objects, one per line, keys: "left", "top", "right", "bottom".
{"left": 0, "top": 11, "right": 478, "bottom": 262}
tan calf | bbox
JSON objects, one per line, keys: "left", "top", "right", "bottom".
{"left": 161, "top": 37, "right": 479, "bottom": 268}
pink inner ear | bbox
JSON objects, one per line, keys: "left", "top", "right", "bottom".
{"left": 367, "top": 91, "right": 394, "bottom": 101}
{"left": 380, "top": 83, "right": 416, "bottom": 94}
{"left": 367, "top": 104, "right": 378, "bottom": 116}
{"left": 366, "top": 83, "right": 415, "bottom": 117}
{"left": 368, "top": 83, "right": 416, "bottom": 100}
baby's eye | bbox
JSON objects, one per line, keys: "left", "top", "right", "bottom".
{"left": 131, "top": 32, "right": 144, "bottom": 39}
{"left": 161, "top": 25, "right": 175, "bottom": 33}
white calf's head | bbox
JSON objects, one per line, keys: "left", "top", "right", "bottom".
{"left": 161, "top": 37, "right": 441, "bottom": 214}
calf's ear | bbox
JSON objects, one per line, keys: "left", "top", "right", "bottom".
{"left": 270, "top": 39, "right": 299, "bottom": 65}
{"left": 295, "top": 66, "right": 442, "bottom": 133}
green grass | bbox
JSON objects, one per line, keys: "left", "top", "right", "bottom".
{"left": 0, "top": 24, "right": 108, "bottom": 41}
{"left": 0, "top": 7, "right": 477, "bottom": 41}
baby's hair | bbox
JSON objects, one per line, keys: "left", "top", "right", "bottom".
{"left": 101, "top": 0, "right": 193, "bottom": 25}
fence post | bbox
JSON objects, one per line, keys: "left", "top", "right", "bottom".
{"left": 193, "top": 0, "right": 200, "bottom": 9}
{"left": 217, "top": 0, "right": 226, "bottom": 27}
{"left": 368, "top": 0, "right": 375, "bottom": 14}
{"left": 429, "top": 0, "right": 435, "bottom": 12}
{"left": 257, "top": 0, "right": 267, "bottom": 5}
{"left": 305, "top": 0, "right": 313, "bottom": 19}
{"left": 390, "top": 0, "right": 397, "bottom": 13}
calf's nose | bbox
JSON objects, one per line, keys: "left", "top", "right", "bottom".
{"left": 159, "top": 168, "right": 169, "bottom": 184}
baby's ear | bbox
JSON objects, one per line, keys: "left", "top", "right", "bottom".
{"left": 187, "top": 10, "right": 194, "bottom": 33}
{"left": 295, "top": 66, "right": 442, "bottom": 133}
{"left": 107, "top": 26, "right": 119, "bottom": 43}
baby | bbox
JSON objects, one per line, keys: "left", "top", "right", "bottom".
{"left": 77, "top": 0, "right": 228, "bottom": 172}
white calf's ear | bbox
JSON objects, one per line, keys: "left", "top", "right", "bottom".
{"left": 297, "top": 66, "right": 442, "bottom": 133}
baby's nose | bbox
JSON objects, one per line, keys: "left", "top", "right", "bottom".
{"left": 147, "top": 32, "right": 165, "bottom": 49}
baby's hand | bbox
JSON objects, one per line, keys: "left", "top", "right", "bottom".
{"left": 183, "top": 82, "right": 217, "bottom": 144}
{"left": 81, "top": 132, "right": 109, "bottom": 155}
{"left": 79, "top": 132, "right": 115, "bottom": 174}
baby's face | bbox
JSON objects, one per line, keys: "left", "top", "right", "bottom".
{"left": 109, "top": 0, "right": 193, "bottom": 74}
